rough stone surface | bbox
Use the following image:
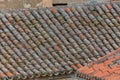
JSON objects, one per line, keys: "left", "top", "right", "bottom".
{"left": 0, "top": 0, "right": 43, "bottom": 9}
{"left": 0, "top": 0, "right": 115, "bottom": 9}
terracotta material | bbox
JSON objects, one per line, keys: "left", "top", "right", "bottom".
{"left": 78, "top": 48, "right": 120, "bottom": 80}
{"left": 0, "top": 2, "right": 119, "bottom": 80}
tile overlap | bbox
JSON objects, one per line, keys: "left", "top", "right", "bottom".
{"left": 0, "top": 2, "right": 119, "bottom": 80}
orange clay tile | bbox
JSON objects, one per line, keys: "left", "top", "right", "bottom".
{"left": 79, "top": 66, "right": 89, "bottom": 72}
{"left": 71, "top": 65, "right": 77, "bottom": 70}
{"left": 113, "top": 70, "right": 120, "bottom": 74}
{"left": 84, "top": 68, "right": 94, "bottom": 74}
{"left": 78, "top": 47, "right": 120, "bottom": 80}
{"left": 54, "top": 46, "right": 61, "bottom": 51}
{"left": 0, "top": 72, "right": 6, "bottom": 78}
{"left": 92, "top": 64, "right": 104, "bottom": 70}
{"left": 0, "top": 2, "right": 120, "bottom": 80}
{"left": 6, "top": 72, "right": 14, "bottom": 77}
{"left": 52, "top": 8, "right": 57, "bottom": 13}
{"left": 107, "top": 4, "right": 113, "bottom": 10}
{"left": 93, "top": 71, "right": 103, "bottom": 77}
{"left": 77, "top": 64, "right": 83, "bottom": 68}
{"left": 66, "top": 7, "right": 71, "bottom": 13}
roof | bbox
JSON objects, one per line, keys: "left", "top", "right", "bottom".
{"left": 0, "top": 1, "right": 120, "bottom": 80}
{"left": 78, "top": 48, "right": 120, "bottom": 80}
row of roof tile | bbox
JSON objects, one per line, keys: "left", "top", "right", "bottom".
{"left": 78, "top": 48, "right": 120, "bottom": 80}
{"left": 0, "top": 2, "right": 119, "bottom": 80}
